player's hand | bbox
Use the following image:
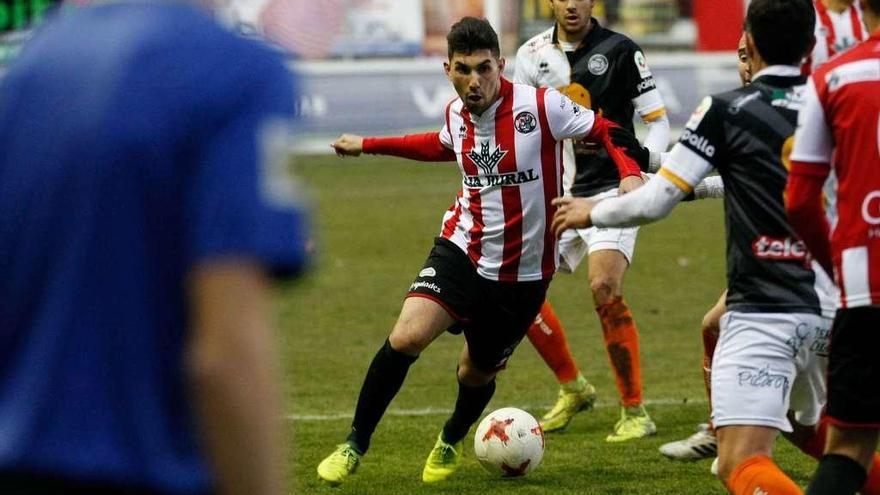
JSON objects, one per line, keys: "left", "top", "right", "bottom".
{"left": 618, "top": 174, "right": 645, "bottom": 195}
{"left": 608, "top": 126, "right": 650, "bottom": 171}
{"left": 551, "top": 196, "right": 597, "bottom": 238}
{"left": 331, "top": 134, "right": 364, "bottom": 157}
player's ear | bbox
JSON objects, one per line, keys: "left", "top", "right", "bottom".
{"left": 744, "top": 32, "right": 758, "bottom": 69}
{"left": 497, "top": 57, "right": 506, "bottom": 74}
{"left": 444, "top": 61, "right": 451, "bottom": 78}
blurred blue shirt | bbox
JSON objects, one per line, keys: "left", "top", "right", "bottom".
{"left": 0, "top": 2, "right": 307, "bottom": 493}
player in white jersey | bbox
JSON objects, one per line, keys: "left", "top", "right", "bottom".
{"left": 804, "top": 0, "right": 867, "bottom": 73}
{"left": 315, "top": 17, "right": 642, "bottom": 486}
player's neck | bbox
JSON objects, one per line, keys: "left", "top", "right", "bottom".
{"left": 556, "top": 18, "right": 593, "bottom": 45}
{"left": 822, "top": 0, "right": 854, "bottom": 13}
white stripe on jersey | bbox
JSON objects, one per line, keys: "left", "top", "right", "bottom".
{"left": 807, "top": 1, "right": 867, "bottom": 73}
{"left": 841, "top": 246, "right": 872, "bottom": 307}
{"left": 438, "top": 78, "right": 591, "bottom": 282}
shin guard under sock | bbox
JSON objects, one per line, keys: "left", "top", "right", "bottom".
{"left": 806, "top": 454, "right": 868, "bottom": 495}
{"left": 597, "top": 297, "right": 642, "bottom": 407}
{"left": 442, "top": 379, "right": 497, "bottom": 445}
{"left": 727, "top": 455, "right": 803, "bottom": 495}
{"left": 347, "top": 339, "right": 417, "bottom": 453}
{"left": 526, "top": 301, "right": 580, "bottom": 384}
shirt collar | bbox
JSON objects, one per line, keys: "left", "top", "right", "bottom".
{"left": 552, "top": 17, "right": 602, "bottom": 48}
{"left": 751, "top": 65, "right": 802, "bottom": 82}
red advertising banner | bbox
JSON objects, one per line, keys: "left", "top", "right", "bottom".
{"left": 693, "top": 0, "right": 745, "bottom": 51}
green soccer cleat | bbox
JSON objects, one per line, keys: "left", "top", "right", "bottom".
{"left": 317, "top": 443, "right": 362, "bottom": 486}
{"left": 421, "top": 433, "right": 463, "bottom": 483}
{"left": 605, "top": 404, "right": 657, "bottom": 443}
{"left": 540, "top": 379, "right": 597, "bottom": 433}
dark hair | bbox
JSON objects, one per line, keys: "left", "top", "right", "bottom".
{"left": 866, "top": 0, "right": 880, "bottom": 15}
{"left": 446, "top": 17, "right": 500, "bottom": 59}
{"left": 745, "top": 0, "right": 815, "bottom": 65}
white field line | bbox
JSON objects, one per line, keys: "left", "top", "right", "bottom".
{"left": 287, "top": 397, "right": 707, "bottom": 422}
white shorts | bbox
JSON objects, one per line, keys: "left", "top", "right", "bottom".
{"left": 557, "top": 189, "right": 639, "bottom": 274}
{"left": 711, "top": 311, "right": 830, "bottom": 432}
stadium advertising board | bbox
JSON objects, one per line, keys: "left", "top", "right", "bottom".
{"left": 291, "top": 55, "right": 740, "bottom": 153}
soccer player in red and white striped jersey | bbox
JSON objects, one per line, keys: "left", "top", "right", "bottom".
{"left": 788, "top": 1, "right": 880, "bottom": 492}
{"left": 315, "top": 17, "right": 642, "bottom": 486}
{"left": 804, "top": 0, "right": 868, "bottom": 74}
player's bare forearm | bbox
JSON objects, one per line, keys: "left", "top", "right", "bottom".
{"left": 551, "top": 196, "right": 596, "bottom": 238}
{"left": 187, "top": 261, "right": 285, "bottom": 495}
{"left": 331, "top": 133, "right": 364, "bottom": 157}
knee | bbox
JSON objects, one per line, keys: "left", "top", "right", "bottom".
{"left": 590, "top": 276, "right": 621, "bottom": 306}
{"left": 457, "top": 361, "right": 496, "bottom": 387}
{"left": 389, "top": 319, "right": 430, "bottom": 356}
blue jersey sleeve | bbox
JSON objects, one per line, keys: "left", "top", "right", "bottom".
{"left": 188, "top": 47, "right": 309, "bottom": 277}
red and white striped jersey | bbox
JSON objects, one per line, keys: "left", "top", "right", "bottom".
{"left": 803, "top": 0, "right": 867, "bottom": 74}
{"left": 790, "top": 33, "right": 880, "bottom": 308}
{"left": 437, "top": 77, "right": 596, "bottom": 282}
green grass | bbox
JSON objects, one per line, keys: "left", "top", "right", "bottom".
{"left": 279, "top": 155, "right": 817, "bottom": 494}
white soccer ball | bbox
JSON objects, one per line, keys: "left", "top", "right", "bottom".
{"left": 473, "top": 407, "right": 544, "bottom": 477}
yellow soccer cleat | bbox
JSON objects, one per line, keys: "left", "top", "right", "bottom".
{"left": 421, "top": 433, "right": 463, "bottom": 483}
{"left": 317, "top": 443, "right": 362, "bottom": 486}
{"left": 540, "top": 379, "right": 597, "bottom": 433}
{"left": 606, "top": 405, "right": 657, "bottom": 443}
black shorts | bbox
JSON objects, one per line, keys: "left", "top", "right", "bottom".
{"left": 407, "top": 237, "right": 548, "bottom": 372}
{"left": 825, "top": 306, "right": 880, "bottom": 427}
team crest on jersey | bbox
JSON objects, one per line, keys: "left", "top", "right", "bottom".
{"left": 588, "top": 54, "right": 609, "bottom": 75}
{"left": 514, "top": 112, "right": 537, "bottom": 134}
{"left": 686, "top": 96, "right": 713, "bottom": 130}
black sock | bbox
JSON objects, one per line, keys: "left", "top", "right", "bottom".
{"left": 806, "top": 454, "right": 867, "bottom": 495}
{"left": 346, "top": 339, "right": 417, "bottom": 454}
{"left": 441, "top": 379, "right": 496, "bottom": 445}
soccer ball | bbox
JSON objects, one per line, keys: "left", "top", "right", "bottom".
{"left": 473, "top": 407, "right": 544, "bottom": 477}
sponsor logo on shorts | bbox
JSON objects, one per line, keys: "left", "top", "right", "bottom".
{"left": 419, "top": 267, "right": 436, "bottom": 277}
{"left": 410, "top": 281, "right": 442, "bottom": 293}
{"left": 751, "top": 235, "right": 807, "bottom": 261}
{"left": 680, "top": 129, "right": 715, "bottom": 158}
{"left": 737, "top": 363, "right": 790, "bottom": 397}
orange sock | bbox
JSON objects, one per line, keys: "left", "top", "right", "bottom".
{"left": 596, "top": 297, "right": 642, "bottom": 407}
{"left": 526, "top": 300, "right": 580, "bottom": 384}
{"left": 861, "top": 453, "right": 880, "bottom": 495}
{"left": 727, "top": 455, "right": 802, "bottom": 495}
{"left": 702, "top": 324, "right": 718, "bottom": 416}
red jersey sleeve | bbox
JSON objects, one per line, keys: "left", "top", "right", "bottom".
{"left": 786, "top": 160, "right": 833, "bottom": 275}
{"left": 586, "top": 116, "right": 643, "bottom": 179}
{"left": 363, "top": 133, "right": 456, "bottom": 162}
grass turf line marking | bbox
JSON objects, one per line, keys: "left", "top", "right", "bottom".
{"left": 287, "top": 397, "right": 707, "bottom": 422}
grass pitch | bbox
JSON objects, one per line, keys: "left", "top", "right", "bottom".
{"left": 280, "top": 155, "right": 817, "bottom": 494}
